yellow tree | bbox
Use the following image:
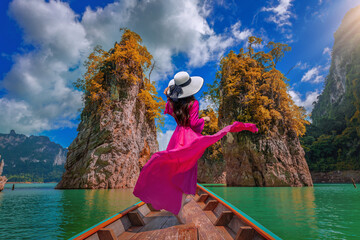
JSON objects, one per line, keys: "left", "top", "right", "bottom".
{"left": 74, "top": 29, "right": 165, "bottom": 130}
{"left": 204, "top": 36, "right": 309, "bottom": 137}
{"left": 199, "top": 107, "right": 222, "bottom": 163}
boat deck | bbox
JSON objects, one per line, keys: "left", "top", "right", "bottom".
{"left": 78, "top": 185, "right": 277, "bottom": 240}
{"left": 116, "top": 195, "right": 244, "bottom": 240}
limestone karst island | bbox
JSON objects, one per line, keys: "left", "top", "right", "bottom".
{"left": 1, "top": 1, "right": 360, "bottom": 240}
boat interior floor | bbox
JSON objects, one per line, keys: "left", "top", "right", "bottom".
{"left": 117, "top": 195, "right": 236, "bottom": 240}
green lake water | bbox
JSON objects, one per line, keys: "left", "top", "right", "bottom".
{"left": 0, "top": 183, "right": 359, "bottom": 240}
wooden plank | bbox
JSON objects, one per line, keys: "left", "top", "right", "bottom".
{"left": 196, "top": 194, "right": 209, "bottom": 203}
{"left": 180, "top": 197, "right": 226, "bottom": 240}
{"left": 202, "top": 210, "right": 235, "bottom": 240}
{"left": 160, "top": 216, "right": 178, "bottom": 229}
{"left": 75, "top": 202, "right": 145, "bottom": 240}
{"left": 214, "top": 211, "right": 234, "bottom": 226}
{"left": 204, "top": 196, "right": 217, "bottom": 205}
{"left": 146, "top": 203, "right": 160, "bottom": 211}
{"left": 203, "top": 211, "right": 217, "bottom": 224}
{"left": 137, "top": 204, "right": 151, "bottom": 217}
{"left": 203, "top": 200, "right": 218, "bottom": 211}
{"left": 215, "top": 226, "right": 237, "bottom": 240}
{"left": 197, "top": 201, "right": 206, "bottom": 209}
{"left": 118, "top": 210, "right": 171, "bottom": 240}
{"left": 213, "top": 204, "right": 230, "bottom": 218}
{"left": 98, "top": 228, "right": 117, "bottom": 240}
{"left": 128, "top": 212, "right": 145, "bottom": 226}
{"left": 234, "top": 226, "right": 255, "bottom": 240}
{"left": 128, "top": 216, "right": 170, "bottom": 240}
{"left": 178, "top": 225, "right": 198, "bottom": 240}
{"left": 228, "top": 215, "right": 247, "bottom": 234}
{"left": 104, "top": 218, "right": 128, "bottom": 237}
{"left": 130, "top": 222, "right": 197, "bottom": 240}
{"left": 86, "top": 233, "right": 100, "bottom": 240}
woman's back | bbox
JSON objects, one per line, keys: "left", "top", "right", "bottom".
{"left": 164, "top": 98, "right": 205, "bottom": 134}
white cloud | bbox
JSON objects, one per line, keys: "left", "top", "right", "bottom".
{"left": 322, "top": 47, "right": 332, "bottom": 64}
{"left": 1, "top": 0, "right": 239, "bottom": 135}
{"left": 231, "top": 21, "right": 252, "bottom": 42}
{"left": 261, "top": 0, "right": 294, "bottom": 27}
{"left": 157, "top": 130, "right": 174, "bottom": 151}
{"left": 199, "top": 95, "right": 218, "bottom": 111}
{"left": 0, "top": 0, "right": 87, "bottom": 135}
{"left": 295, "top": 61, "right": 309, "bottom": 70}
{"left": 81, "top": 0, "right": 236, "bottom": 70}
{"left": 288, "top": 89, "right": 320, "bottom": 113}
{"left": 323, "top": 47, "right": 331, "bottom": 56}
{"left": 301, "top": 66, "right": 325, "bottom": 83}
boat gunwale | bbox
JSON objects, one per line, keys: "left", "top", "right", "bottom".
{"left": 197, "top": 183, "right": 282, "bottom": 240}
{"left": 69, "top": 201, "right": 145, "bottom": 240}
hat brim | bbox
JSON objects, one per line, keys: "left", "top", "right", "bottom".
{"left": 167, "top": 76, "right": 204, "bottom": 98}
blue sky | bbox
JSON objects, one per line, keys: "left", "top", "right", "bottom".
{"left": 0, "top": 0, "right": 359, "bottom": 149}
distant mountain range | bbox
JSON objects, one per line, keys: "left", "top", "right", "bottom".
{"left": 0, "top": 130, "right": 67, "bottom": 182}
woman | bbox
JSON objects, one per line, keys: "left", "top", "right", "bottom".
{"left": 133, "top": 71, "right": 258, "bottom": 224}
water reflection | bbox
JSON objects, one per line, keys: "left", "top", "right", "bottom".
{"left": 1, "top": 183, "right": 359, "bottom": 240}
{"left": 208, "top": 186, "right": 319, "bottom": 239}
{"left": 0, "top": 183, "right": 140, "bottom": 240}
{"left": 0, "top": 183, "right": 64, "bottom": 240}
{"left": 209, "top": 184, "right": 360, "bottom": 240}
{"left": 57, "top": 187, "right": 139, "bottom": 239}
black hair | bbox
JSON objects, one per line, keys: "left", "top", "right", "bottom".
{"left": 168, "top": 95, "right": 196, "bottom": 126}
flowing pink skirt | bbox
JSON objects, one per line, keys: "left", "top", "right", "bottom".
{"left": 133, "top": 121, "right": 258, "bottom": 215}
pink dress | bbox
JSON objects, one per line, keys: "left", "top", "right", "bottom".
{"left": 133, "top": 98, "right": 258, "bottom": 215}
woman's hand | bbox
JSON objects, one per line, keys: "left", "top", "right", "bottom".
{"left": 164, "top": 86, "right": 170, "bottom": 95}
{"left": 202, "top": 116, "right": 210, "bottom": 123}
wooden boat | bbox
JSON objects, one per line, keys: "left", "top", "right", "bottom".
{"left": 70, "top": 183, "right": 281, "bottom": 240}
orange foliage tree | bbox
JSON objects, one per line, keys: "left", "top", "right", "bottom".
{"left": 203, "top": 36, "right": 309, "bottom": 137}
{"left": 74, "top": 29, "right": 165, "bottom": 130}
{"left": 199, "top": 107, "right": 222, "bottom": 163}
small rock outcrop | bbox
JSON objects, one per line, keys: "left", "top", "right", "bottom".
{"left": 0, "top": 156, "right": 8, "bottom": 191}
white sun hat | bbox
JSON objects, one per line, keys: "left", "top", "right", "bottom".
{"left": 167, "top": 71, "right": 204, "bottom": 101}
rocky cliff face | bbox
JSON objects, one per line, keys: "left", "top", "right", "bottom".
{"left": 301, "top": 5, "right": 360, "bottom": 174}
{"left": 56, "top": 79, "right": 159, "bottom": 189}
{"left": 0, "top": 156, "right": 8, "bottom": 191}
{"left": 218, "top": 121, "right": 313, "bottom": 187}
{"left": 0, "top": 130, "right": 67, "bottom": 182}
{"left": 311, "top": 170, "right": 360, "bottom": 183}
{"left": 197, "top": 159, "right": 226, "bottom": 184}
{"left": 311, "top": 6, "right": 360, "bottom": 124}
